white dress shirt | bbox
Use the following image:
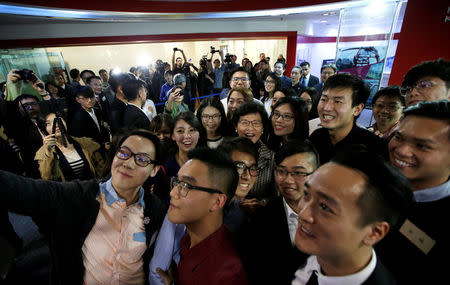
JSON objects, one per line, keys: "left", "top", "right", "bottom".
{"left": 85, "top": 108, "right": 100, "bottom": 131}
{"left": 282, "top": 198, "right": 298, "bottom": 246}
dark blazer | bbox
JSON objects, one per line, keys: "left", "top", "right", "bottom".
{"left": 363, "top": 259, "right": 397, "bottom": 285}
{"left": 123, "top": 104, "right": 151, "bottom": 130}
{"left": 109, "top": 97, "right": 127, "bottom": 135}
{"left": 0, "top": 170, "right": 166, "bottom": 285}
{"left": 239, "top": 196, "right": 308, "bottom": 285}
{"left": 67, "top": 107, "right": 110, "bottom": 145}
{"left": 307, "top": 74, "right": 320, "bottom": 87}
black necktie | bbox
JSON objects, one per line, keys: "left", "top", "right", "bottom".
{"left": 306, "top": 271, "right": 318, "bottom": 285}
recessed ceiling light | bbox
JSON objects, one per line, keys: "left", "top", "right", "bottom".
{"left": 322, "top": 13, "right": 329, "bottom": 16}
{"left": 320, "top": 20, "right": 328, "bottom": 22}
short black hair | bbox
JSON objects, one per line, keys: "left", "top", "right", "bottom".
{"left": 403, "top": 99, "right": 450, "bottom": 122}
{"left": 69, "top": 68, "right": 80, "bottom": 79}
{"left": 80, "top": 70, "right": 95, "bottom": 79}
{"left": 278, "top": 87, "right": 297, "bottom": 98}
{"left": 300, "top": 87, "right": 318, "bottom": 100}
{"left": 76, "top": 86, "right": 95, "bottom": 98}
{"left": 232, "top": 101, "right": 270, "bottom": 143}
{"left": 122, "top": 78, "right": 147, "bottom": 101}
{"left": 323, "top": 73, "right": 370, "bottom": 107}
{"left": 275, "top": 140, "right": 319, "bottom": 169}
{"left": 217, "top": 137, "right": 258, "bottom": 162}
{"left": 187, "top": 147, "right": 239, "bottom": 208}
{"left": 259, "top": 59, "right": 268, "bottom": 65}
{"left": 98, "top": 69, "right": 107, "bottom": 75}
{"left": 164, "top": 70, "right": 174, "bottom": 77}
{"left": 331, "top": 148, "right": 413, "bottom": 229}
{"left": 372, "top": 86, "right": 405, "bottom": 107}
{"left": 320, "top": 64, "right": 337, "bottom": 73}
{"left": 230, "top": 67, "right": 250, "bottom": 80}
{"left": 117, "top": 129, "right": 163, "bottom": 165}
{"left": 149, "top": 113, "right": 174, "bottom": 134}
{"left": 300, "top": 61, "right": 310, "bottom": 68}
{"left": 109, "top": 73, "right": 133, "bottom": 93}
{"left": 86, "top": 75, "right": 102, "bottom": 85}
{"left": 274, "top": 61, "right": 286, "bottom": 69}
{"left": 14, "top": 93, "right": 39, "bottom": 103}
{"left": 402, "top": 58, "right": 450, "bottom": 89}
{"left": 129, "top": 67, "right": 136, "bottom": 73}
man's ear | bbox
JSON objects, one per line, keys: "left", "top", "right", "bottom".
{"left": 75, "top": 97, "right": 81, "bottom": 104}
{"left": 149, "top": 165, "right": 160, "bottom": 178}
{"left": 362, "top": 221, "right": 390, "bottom": 247}
{"left": 352, "top": 103, "right": 364, "bottom": 117}
{"left": 210, "top": 194, "right": 227, "bottom": 212}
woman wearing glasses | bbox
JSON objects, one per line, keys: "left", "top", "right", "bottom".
{"left": 368, "top": 86, "right": 405, "bottom": 140}
{"left": 268, "top": 96, "right": 309, "bottom": 152}
{"left": 232, "top": 102, "right": 277, "bottom": 201}
{"left": 35, "top": 112, "right": 105, "bottom": 181}
{"left": 196, "top": 96, "right": 230, "bottom": 148}
{"left": 151, "top": 111, "right": 206, "bottom": 206}
{"left": 261, "top": 72, "right": 281, "bottom": 115}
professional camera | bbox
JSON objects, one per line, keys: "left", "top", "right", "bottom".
{"left": 14, "top": 69, "right": 38, "bottom": 83}
{"left": 210, "top": 46, "right": 219, "bottom": 54}
{"left": 224, "top": 53, "right": 233, "bottom": 64}
{"left": 199, "top": 56, "right": 208, "bottom": 68}
{"left": 173, "top": 47, "right": 179, "bottom": 52}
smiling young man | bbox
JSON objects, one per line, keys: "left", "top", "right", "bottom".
{"left": 309, "top": 73, "right": 388, "bottom": 164}
{"left": 0, "top": 129, "right": 166, "bottom": 285}
{"left": 292, "top": 149, "right": 412, "bottom": 285}
{"left": 377, "top": 100, "right": 450, "bottom": 284}
{"left": 166, "top": 147, "right": 248, "bottom": 285}
{"left": 401, "top": 58, "right": 449, "bottom": 107}
{"left": 240, "top": 140, "right": 317, "bottom": 285}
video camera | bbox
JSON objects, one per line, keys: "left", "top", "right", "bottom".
{"left": 173, "top": 47, "right": 180, "bottom": 52}
{"left": 210, "top": 46, "right": 219, "bottom": 54}
{"left": 199, "top": 56, "right": 208, "bottom": 68}
{"left": 14, "top": 69, "right": 44, "bottom": 89}
{"left": 224, "top": 53, "right": 233, "bottom": 64}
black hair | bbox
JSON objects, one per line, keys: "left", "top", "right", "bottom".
{"left": 274, "top": 61, "right": 286, "bottom": 70}
{"left": 372, "top": 85, "right": 405, "bottom": 107}
{"left": 109, "top": 73, "right": 133, "bottom": 93}
{"left": 122, "top": 78, "right": 147, "bottom": 101}
{"left": 275, "top": 139, "right": 319, "bottom": 169}
{"left": 232, "top": 101, "right": 270, "bottom": 143}
{"left": 173, "top": 111, "right": 207, "bottom": 147}
{"left": 402, "top": 58, "right": 450, "bottom": 89}
{"left": 150, "top": 113, "right": 174, "bottom": 133}
{"left": 300, "top": 61, "right": 311, "bottom": 68}
{"left": 230, "top": 67, "right": 250, "bottom": 80}
{"left": 259, "top": 59, "right": 268, "bottom": 65}
{"left": 129, "top": 67, "right": 136, "bottom": 73}
{"left": 69, "top": 68, "right": 80, "bottom": 80}
{"left": 164, "top": 70, "right": 174, "bottom": 77}
{"left": 217, "top": 136, "right": 259, "bottom": 162}
{"left": 331, "top": 148, "right": 413, "bottom": 229}
{"left": 323, "top": 73, "right": 370, "bottom": 107}
{"left": 196, "top": 96, "right": 230, "bottom": 137}
{"left": 98, "top": 69, "right": 107, "bottom": 75}
{"left": 279, "top": 87, "right": 298, "bottom": 98}
{"left": 403, "top": 99, "right": 450, "bottom": 121}
{"left": 14, "top": 93, "right": 39, "bottom": 103}
{"left": 320, "top": 64, "right": 337, "bottom": 73}
{"left": 268, "top": 96, "right": 309, "bottom": 150}
{"left": 86, "top": 75, "right": 102, "bottom": 85}
{"left": 117, "top": 129, "right": 163, "bottom": 165}
{"left": 80, "top": 70, "right": 95, "bottom": 79}
{"left": 44, "top": 112, "right": 68, "bottom": 148}
{"left": 264, "top": 72, "right": 282, "bottom": 99}
{"left": 76, "top": 86, "right": 95, "bottom": 98}
{"left": 187, "top": 147, "right": 239, "bottom": 208}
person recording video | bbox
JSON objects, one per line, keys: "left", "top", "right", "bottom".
{"left": 197, "top": 50, "right": 215, "bottom": 97}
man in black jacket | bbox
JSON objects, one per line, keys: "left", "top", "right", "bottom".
{"left": 0, "top": 130, "right": 166, "bottom": 285}
{"left": 122, "top": 78, "right": 151, "bottom": 130}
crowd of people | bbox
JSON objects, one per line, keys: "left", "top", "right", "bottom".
{"left": 0, "top": 51, "right": 448, "bottom": 285}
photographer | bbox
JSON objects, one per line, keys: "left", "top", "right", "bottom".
{"left": 172, "top": 48, "right": 188, "bottom": 75}
{"left": 5, "top": 69, "right": 47, "bottom": 101}
{"left": 164, "top": 85, "right": 188, "bottom": 117}
{"left": 197, "top": 56, "right": 215, "bottom": 97}
{"left": 210, "top": 47, "right": 226, "bottom": 93}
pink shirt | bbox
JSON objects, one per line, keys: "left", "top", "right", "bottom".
{"left": 82, "top": 180, "right": 147, "bottom": 285}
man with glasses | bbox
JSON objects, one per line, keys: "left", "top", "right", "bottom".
{"left": 0, "top": 130, "right": 166, "bottom": 285}
{"left": 309, "top": 73, "right": 388, "bottom": 164}
{"left": 220, "top": 67, "right": 263, "bottom": 110}
{"left": 240, "top": 140, "right": 316, "bottom": 285}
{"left": 400, "top": 58, "right": 449, "bottom": 107}
{"left": 158, "top": 147, "right": 247, "bottom": 285}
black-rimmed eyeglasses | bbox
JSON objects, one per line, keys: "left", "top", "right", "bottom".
{"left": 115, "top": 146, "right": 155, "bottom": 167}
{"left": 235, "top": 161, "right": 259, "bottom": 177}
{"left": 170, "top": 177, "right": 223, "bottom": 197}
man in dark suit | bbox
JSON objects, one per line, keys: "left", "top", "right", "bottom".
{"left": 108, "top": 73, "right": 132, "bottom": 135}
{"left": 291, "top": 149, "right": 413, "bottom": 285}
{"left": 300, "top": 61, "right": 320, "bottom": 88}
{"left": 67, "top": 86, "right": 110, "bottom": 148}
{"left": 311, "top": 64, "right": 337, "bottom": 119}
{"left": 122, "top": 78, "right": 151, "bottom": 130}
{"left": 86, "top": 75, "right": 110, "bottom": 125}
{"left": 240, "top": 140, "right": 317, "bottom": 285}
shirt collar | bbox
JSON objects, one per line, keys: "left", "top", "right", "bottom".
{"left": 413, "top": 180, "right": 450, "bottom": 203}
{"left": 99, "top": 178, "right": 145, "bottom": 208}
{"left": 282, "top": 197, "right": 298, "bottom": 219}
{"left": 302, "top": 249, "right": 377, "bottom": 285}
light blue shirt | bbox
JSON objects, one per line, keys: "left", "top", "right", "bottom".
{"left": 413, "top": 180, "right": 450, "bottom": 203}
{"left": 213, "top": 65, "right": 226, "bottom": 89}
{"left": 148, "top": 214, "right": 186, "bottom": 285}
{"left": 99, "top": 178, "right": 145, "bottom": 208}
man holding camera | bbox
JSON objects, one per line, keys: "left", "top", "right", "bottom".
{"left": 172, "top": 48, "right": 188, "bottom": 76}
{"left": 210, "top": 48, "right": 226, "bottom": 93}
{"left": 197, "top": 57, "right": 215, "bottom": 97}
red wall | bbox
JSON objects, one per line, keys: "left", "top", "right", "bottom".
{"left": 388, "top": 0, "right": 450, "bottom": 85}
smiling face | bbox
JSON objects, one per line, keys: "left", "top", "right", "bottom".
{"left": 231, "top": 150, "right": 257, "bottom": 199}
{"left": 88, "top": 78, "right": 103, "bottom": 95}
{"left": 229, "top": 71, "right": 251, "bottom": 89}
{"left": 76, "top": 95, "right": 96, "bottom": 110}
{"left": 405, "top": 76, "right": 449, "bottom": 107}
{"left": 320, "top": 67, "right": 336, "bottom": 83}
{"left": 295, "top": 162, "right": 372, "bottom": 260}
{"left": 274, "top": 63, "right": 284, "bottom": 76}
{"left": 389, "top": 115, "right": 450, "bottom": 190}
{"left": 201, "top": 106, "right": 221, "bottom": 135}
{"left": 236, "top": 112, "right": 263, "bottom": 144}
{"left": 264, "top": 75, "right": 276, "bottom": 93}
{"left": 228, "top": 91, "right": 245, "bottom": 116}
{"left": 172, "top": 119, "right": 200, "bottom": 153}
{"left": 172, "top": 87, "right": 184, "bottom": 103}
{"left": 318, "top": 87, "right": 363, "bottom": 132}
{"left": 275, "top": 152, "right": 316, "bottom": 206}
{"left": 111, "top": 135, "right": 159, "bottom": 196}
{"left": 272, "top": 103, "right": 295, "bottom": 138}
{"left": 372, "top": 95, "right": 403, "bottom": 129}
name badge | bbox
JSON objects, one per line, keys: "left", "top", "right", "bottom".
{"left": 399, "top": 219, "right": 436, "bottom": 255}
